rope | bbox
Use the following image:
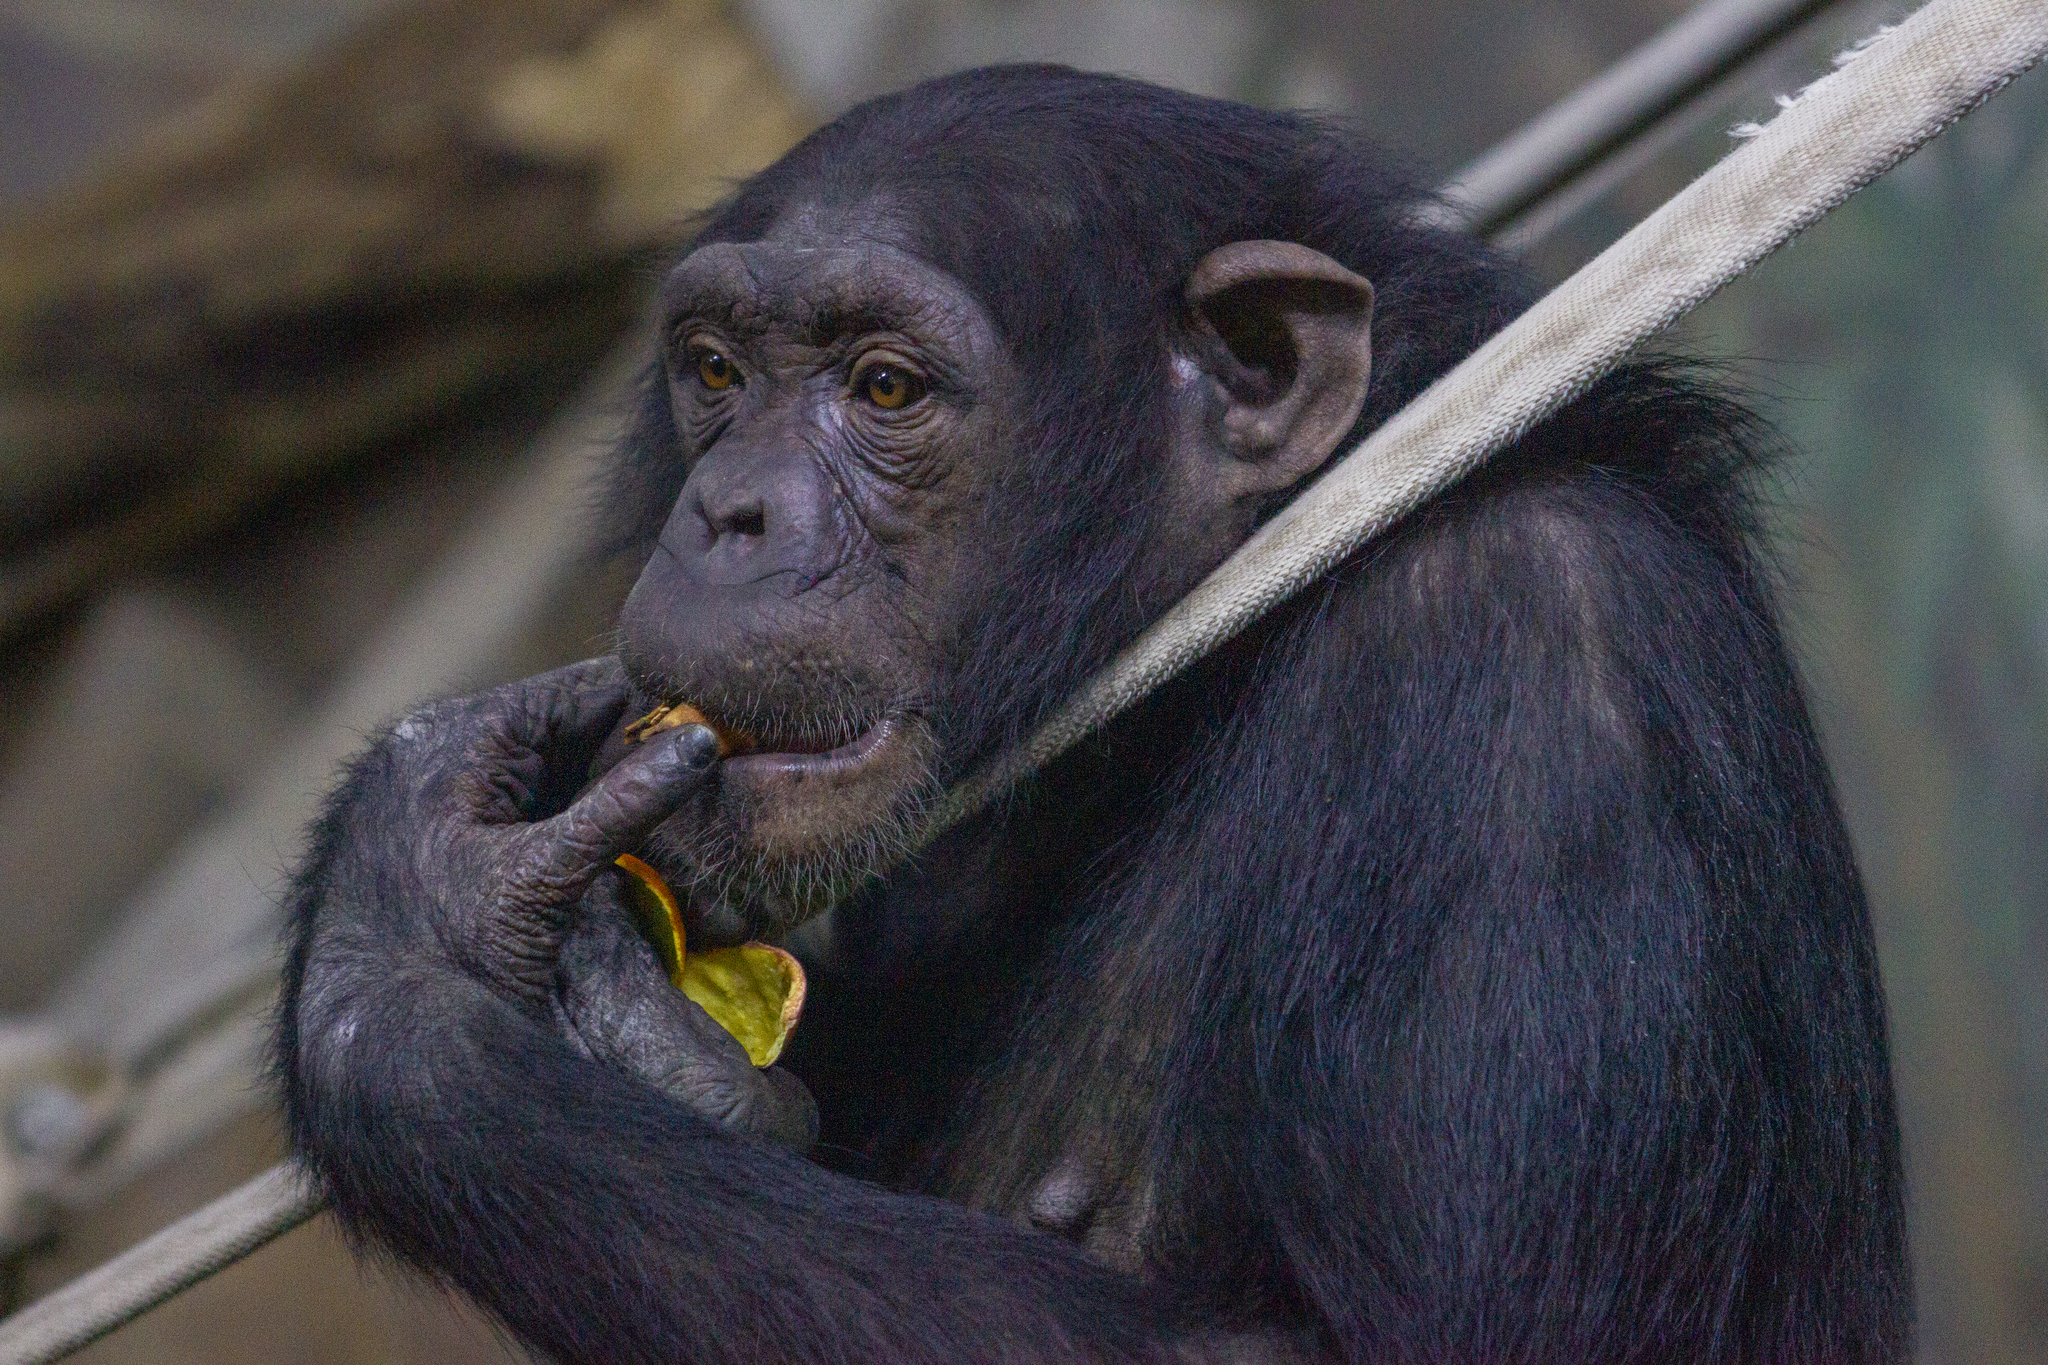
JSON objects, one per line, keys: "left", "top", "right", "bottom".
{"left": 1, "top": 0, "right": 2041, "bottom": 1359}
{"left": 0, "top": 1163, "right": 321, "bottom": 1365}
{"left": 928, "top": 0, "right": 2048, "bottom": 838}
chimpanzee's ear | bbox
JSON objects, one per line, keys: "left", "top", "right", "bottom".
{"left": 1178, "top": 240, "right": 1374, "bottom": 498}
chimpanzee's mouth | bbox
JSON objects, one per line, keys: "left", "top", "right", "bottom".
{"left": 725, "top": 714, "right": 898, "bottom": 774}
{"left": 628, "top": 694, "right": 884, "bottom": 761}
{"left": 621, "top": 699, "right": 938, "bottom": 946}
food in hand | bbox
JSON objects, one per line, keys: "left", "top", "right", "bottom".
{"left": 612, "top": 853, "right": 805, "bottom": 1067}
{"left": 622, "top": 701, "right": 748, "bottom": 756}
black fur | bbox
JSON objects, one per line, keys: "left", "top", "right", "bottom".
{"left": 283, "top": 66, "right": 1910, "bottom": 1364}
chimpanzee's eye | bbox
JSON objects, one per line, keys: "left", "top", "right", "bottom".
{"left": 695, "top": 349, "right": 738, "bottom": 391}
{"left": 857, "top": 364, "right": 927, "bottom": 410}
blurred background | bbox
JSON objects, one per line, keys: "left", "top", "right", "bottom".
{"left": 0, "top": 0, "right": 2041, "bottom": 1360}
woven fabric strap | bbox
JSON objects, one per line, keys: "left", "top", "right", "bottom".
{"left": 934, "top": 0, "right": 2048, "bottom": 832}
{"left": 1, "top": 1, "right": 2043, "bottom": 1362}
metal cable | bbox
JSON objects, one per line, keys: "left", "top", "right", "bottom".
{"left": 1440, "top": 0, "right": 1850, "bottom": 234}
{"left": 1, "top": 0, "right": 2042, "bottom": 1359}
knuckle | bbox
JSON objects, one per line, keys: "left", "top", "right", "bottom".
{"left": 550, "top": 804, "right": 615, "bottom": 867}
{"left": 555, "top": 655, "right": 626, "bottom": 692}
{"left": 382, "top": 699, "right": 507, "bottom": 790}
{"left": 385, "top": 698, "right": 463, "bottom": 750}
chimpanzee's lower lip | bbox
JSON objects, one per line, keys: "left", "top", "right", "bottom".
{"left": 724, "top": 715, "right": 898, "bottom": 776}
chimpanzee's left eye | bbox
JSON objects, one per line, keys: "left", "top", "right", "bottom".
{"left": 694, "top": 348, "right": 739, "bottom": 391}
{"left": 857, "top": 364, "right": 927, "bottom": 410}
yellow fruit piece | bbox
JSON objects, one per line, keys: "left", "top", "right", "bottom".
{"left": 676, "top": 944, "right": 806, "bottom": 1068}
{"left": 623, "top": 701, "right": 747, "bottom": 756}
{"left": 613, "top": 854, "right": 805, "bottom": 1067}
{"left": 615, "top": 853, "right": 688, "bottom": 979}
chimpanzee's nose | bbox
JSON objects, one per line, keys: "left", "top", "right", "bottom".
{"left": 662, "top": 445, "right": 833, "bottom": 592}
{"left": 685, "top": 476, "right": 777, "bottom": 583}
{"left": 699, "top": 485, "right": 768, "bottom": 546}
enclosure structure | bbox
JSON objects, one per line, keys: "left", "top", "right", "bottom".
{"left": 0, "top": 0, "right": 2044, "bottom": 1360}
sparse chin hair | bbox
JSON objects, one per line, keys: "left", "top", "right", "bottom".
{"left": 649, "top": 766, "right": 941, "bottom": 941}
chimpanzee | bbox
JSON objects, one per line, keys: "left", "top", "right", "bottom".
{"left": 278, "top": 66, "right": 1910, "bottom": 1364}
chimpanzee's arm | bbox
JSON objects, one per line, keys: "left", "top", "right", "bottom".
{"left": 277, "top": 660, "right": 1261, "bottom": 1365}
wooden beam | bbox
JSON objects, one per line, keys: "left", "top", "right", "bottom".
{"left": 0, "top": 0, "right": 808, "bottom": 641}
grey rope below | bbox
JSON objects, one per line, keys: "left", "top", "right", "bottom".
{"left": 1, "top": 0, "right": 2042, "bottom": 1361}
{"left": 0, "top": 1164, "right": 322, "bottom": 1365}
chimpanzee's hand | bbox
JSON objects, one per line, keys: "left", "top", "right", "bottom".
{"left": 340, "top": 656, "right": 721, "bottom": 1008}
{"left": 331, "top": 655, "right": 815, "bottom": 1148}
{"left": 555, "top": 888, "right": 819, "bottom": 1151}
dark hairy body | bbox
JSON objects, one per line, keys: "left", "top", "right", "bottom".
{"left": 278, "top": 67, "right": 1911, "bottom": 1364}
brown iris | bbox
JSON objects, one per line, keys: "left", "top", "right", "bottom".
{"left": 696, "top": 349, "right": 737, "bottom": 390}
{"left": 860, "top": 364, "right": 925, "bottom": 410}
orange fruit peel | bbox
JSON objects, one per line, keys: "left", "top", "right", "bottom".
{"left": 622, "top": 701, "right": 749, "bottom": 756}
{"left": 612, "top": 853, "right": 805, "bottom": 1068}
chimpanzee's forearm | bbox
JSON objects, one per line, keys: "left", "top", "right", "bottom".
{"left": 276, "top": 722, "right": 1224, "bottom": 1365}
{"left": 284, "top": 921, "right": 1203, "bottom": 1365}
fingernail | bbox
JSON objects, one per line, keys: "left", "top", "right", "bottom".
{"left": 674, "top": 724, "right": 722, "bottom": 772}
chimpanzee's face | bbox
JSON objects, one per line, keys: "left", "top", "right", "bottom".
{"left": 603, "top": 200, "right": 1375, "bottom": 944}
{"left": 608, "top": 208, "right": 1022, "bottom": 939}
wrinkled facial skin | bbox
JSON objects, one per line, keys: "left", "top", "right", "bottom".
{"left": 607, "top": 213, "right": 1020, "bottom": 943}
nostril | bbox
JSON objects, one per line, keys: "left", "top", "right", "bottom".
{"left": 699, "top": 494, "right": 767, "bottom": 542}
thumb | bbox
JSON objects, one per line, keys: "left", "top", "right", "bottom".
{"left": 520, "top": 723, "right": 722, "bottom": 896}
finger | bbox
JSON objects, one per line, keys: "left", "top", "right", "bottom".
{"left": 558, "top": 884, "right": 671, "bottom": 1001}
{"left": 492, "top": 656, "right": 638, "bottom": 773}
{"left": 557, "top": 909, "right": 818, "bottom": 1150}
{"left": 434, "top": 659, "right": 637, "bottom": 821}
{"left": 753, "top": 1066, "right": 820, "bottom": 1151}
{"left": 556, "top": 897, "right": 754, "bottom": 1079}
{"left": 521, "top": 723, "right": 722, "bottom": 893}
